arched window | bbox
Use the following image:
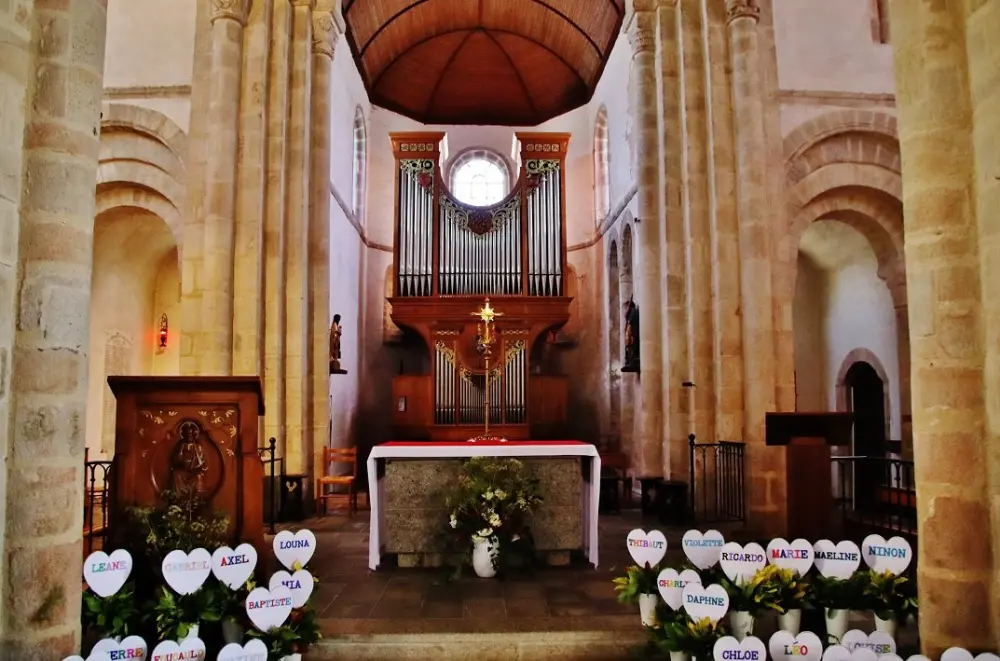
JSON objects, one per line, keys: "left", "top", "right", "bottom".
{"left": 448, "top": 149, "right": 510, "bottom": 207}
{"left": 351, "top": 107, "right": 367, "bottom": 223}
{"left": 594, "top": 106, "right": 610, "bottom": 224}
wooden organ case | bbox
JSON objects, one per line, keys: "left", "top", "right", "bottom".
{"left": 389, "top": 132, "right": 573, "bottom": 441}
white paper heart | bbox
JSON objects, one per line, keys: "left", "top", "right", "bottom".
{"left": 682, "top": 582, "right": 729, "bottom": 623}
{"left": 216, "top": 639, "right": 269, "bottom": 661}
{"left": 83, "top": 550, "right": 133, "bottom": 598}
{"left": 245, "top": 585, "right": 294, "bottom": 632}
{"left": 861, "top": 535, "right": 912, "bottom": 575}
{"left": 719, "top": 542, "right": 767, "bottom": 583}
{"left": 824, "top": 647, "right": 878, "bottom": 661}
{"left": 880, "top": 655, "right": 904, "bottom": 661}
{"left": 714, "top": 635, "right": 766, "bottom": 661}
{"left": 61, "top": 655, "right": 111, "bottom": 661}
{"left": 813, "top": 540, "right": 862, "bottom": 579}
{"left": 273, "top": 529, "right": 317, "bottom": 570}
{"left": 161, "top": 548, "right": 212, "bottom": 595}
{"left": 92, "top": 635, "right": 148, "bottom": 660}
{"left": 682, "top": 529, "right": 726, "bottom": 569}
{"left": 657, "top": 568, "right": 702, "bottom": 610}
{"left": 842, "top": 630, "right": 897, "bottom": 657}
{"left": 625, "top": 528, "right": 667, "bottom": 567}
{"left": 769, "top": 631, "right": 823, "bottom": 661}
{"left": 269, "top": 569, "right": 314, "bottom": 609}
{"left": 906, "top": 656, "right": 932, "bottom": 661}
{"left": 149, "top": 638, "right": 206, "bottom": 661}
{"left": 766, "top": 538, "right": 815, "bottom": 576}
{"left": 939, "top": 650, "right": 1000, "bottom": 661}
{"left": 212, "top": 544, "right": 258, "bottom": 590}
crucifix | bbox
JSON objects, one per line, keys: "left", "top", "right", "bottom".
{"left": 471, "top": 298, "right": 503, "bottom": 441}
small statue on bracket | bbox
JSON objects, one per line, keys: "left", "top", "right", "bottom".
{"left": 330, "top": 314, "right": 348, "bottom": 375}
{"left": 621, "top": 296, "right": 640, "bottom": 373}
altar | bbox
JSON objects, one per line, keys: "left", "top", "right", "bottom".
{"left": 366, "top": 440, "right": 601, "bottom": 570}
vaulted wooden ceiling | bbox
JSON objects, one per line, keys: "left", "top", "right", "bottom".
{"left": 343, "top": 0, "right": 625, "bottom": 126}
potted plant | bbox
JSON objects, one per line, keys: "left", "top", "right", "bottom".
{"left": 682, "top": 617, "right": 724, "bottom": 661}
{"left": 651, "top": 609, "right": 696, "bottom": 661}
{"left": 82, "top": 584, "right": 138, "bottom": 641}
{"left": 613, "top": 564, "right": 660, "bottom": 627}
{"left": 813, "top": 572, "right": 865, "bottom": 642}
{"left": 721, "top": 566, "right": 781, "bottom": 641}
{"left": 213, "top": 577, "right": 253, "bottom": 644}
{"left": 771, "top": 567, "right": 810, "bottom": 634}
{"left": 152, "top": 586, "right": 221, "bottom": 641}
{"left": 442, "top": 457, "right": 543, "bottom": 578}
{"left": 863, "top": 569, "right": 917, "bottom": 637}
{"left": 288, "top": 606, "right": 322, "bottom": 656}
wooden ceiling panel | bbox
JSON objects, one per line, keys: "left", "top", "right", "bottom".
{"left": 345, "top": 0, "right": 624, "bottom": 125}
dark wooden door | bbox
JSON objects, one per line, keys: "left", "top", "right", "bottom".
{"left": 845, "top": 362, "right": 886, "bottom": 508}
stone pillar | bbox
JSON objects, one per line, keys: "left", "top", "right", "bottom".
{"left": 889, "top": 0, "right": 992, "bottom": 653}
{"left": 726, "top": 0, "right": 781, "bottom": 533}
{"left": 283, "top": 0, "right": 314, "bottom": 475}
{"left": 309, "top": 6, "right": 338, "bottom": 486}
{"left": 0, "top": 0, "right": 107, "bottom": 654}
{"left": 627, "top": 2, "right": 665, "bottom": 478}
{"left": 201, "top": 0, "right": 251, "bottom": 374}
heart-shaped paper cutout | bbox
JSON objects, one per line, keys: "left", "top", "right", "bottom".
{"left": 626, "top": 529, "right": 667, "bottom": 567}
{"left": 149, "top": 638, "right": 206, "bottom": 661}
{"left": 906, "top": 656, "right": 932, "bottom": 661}
{"left": 766, "top": 538, "right": 815, "bottom": 576}
{"left": 245, "top": 585, "right": 294, "bottom": 632}
{"left": 273, "top": 529, "right": 317, "bottom": 570}
{"left": 217, "top": 639, "right": 269, "bottom": 661}
{"left": 880, "top": 656, "right": 904, "bottom": 661}
{"left": 212, "top": 544, "right": 258, "bottom": 590}
{"left": 941, "top": 652, "right": 1000, "bottom": 661}
{"left": 823, "top": 647, "right": 878, "bottom": 661}
{"left": 269, "top": 569, "right": 314, "bottom": 608}
{"left": 769, "top": 631, "right": 823, "bottom": 661}
{"left": 92, "top": 635, "right": 148, "bottom": 660}
{"left": 861, "top": 535, "right": 912, "bottom": 575}
{"left": 842, "top": 630, "right": 897, "bottom": 656}
{"left": 657, "top": 568, "right": 702, "bottom": 610}
{"left": 719, "top": 542, "right": 767, "bottom": 583}
{"left": 682, "top": 529, "right": 726, "bottom": 569}
{"left": 714, "top": 635, "right": 766, "bottom": 661}
{"left": 83, "top": 549, "right": 133, "bottom": 598}
{"left": 682, "top": 582, "right": 729, "bottom": 623}
{"left": 162, "top": 548, "right": 212, "bottom": 595}
{"left": 813, "top": 540, "right": 862, "bottom": 579}
{"left": 62, "top": 655, "right": 111, "bottom": 661}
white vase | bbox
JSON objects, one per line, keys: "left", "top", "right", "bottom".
{"left": 670, "top": 651, "right": 691, "bottom": 661}
{"left": 778, "top": 609, "right": 802, "bottom": 635}
{"left": 825, "top": 608, "right": 850, "bottom": 641}
{"left": 179, "top": 623, "right": 199, "bottom": 642}
{"left": 729, "top": 611, "right": 754, "bottom": 641}
{"left": 472, "top": 539, "right": 497, "bottom": 578}
{"left": 874, "top": 614, "right": 898, "bottom": 637}
{"left": 280, "top": 655, "right": 302, "bottom": 661}
{"left": 638, "top": 593, "right": 658, "bottom": 627}
{"left": 222, "top": 618, "right": 244, "bottom": 644}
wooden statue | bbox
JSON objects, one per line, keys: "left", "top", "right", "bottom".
{"left": 622, "top": 297, "right": 640, "bottom": 373}
{"left": 171, "top": 420, "right": 209, "bottom": 495}
{"left": 330, "top": 314, "right": 347, "bottom": 374}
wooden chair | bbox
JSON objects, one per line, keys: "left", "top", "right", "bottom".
{"left": 316, "top": 447, "right": 358, "bottom": 517}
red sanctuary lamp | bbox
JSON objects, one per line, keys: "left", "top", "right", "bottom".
{"left": 468, "top": 299, "right": 507, "bottom": 444}
{"left": 158, "top": 314, "right": 169, "bottom": 350}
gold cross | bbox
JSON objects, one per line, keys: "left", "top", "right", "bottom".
{"left": 471, "top": 298, "right": 503, "bottom": 324}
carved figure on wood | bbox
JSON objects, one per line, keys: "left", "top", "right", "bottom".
{"left": 171, "top": 421, "right": 208, "bottom": 494}
{"left": 330, "top": 314, "right": 342, "bottom": 371}
{"left": 622, "top": 297, "right": 640, "bottom": 372}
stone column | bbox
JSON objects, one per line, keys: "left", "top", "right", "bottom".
{"left": 309, "top": 6, "right": 338, "bottom": 486}
{"left": 628, "top": 2, "right": 665, "bottom": 478}
{"left": 201, "top": 0, "right": 251, "bottom": 374}
{"left": 726, "top": 0, "right": 781, "bottom": 533}
{"left": 889, "top": 0, "right": 992, "bottom": 653}
{"left": 283, "top": 0, "right": 314, "bottom": 475}
{"left": 0, "top": 0, "right": 107, "bottom": 654}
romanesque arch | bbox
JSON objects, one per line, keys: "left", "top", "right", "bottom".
{"left": 606, "top": 230, "right": 622, "bottom": 442}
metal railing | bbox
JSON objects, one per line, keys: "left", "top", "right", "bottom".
{"left": 689, "top": 434, "right": 746, "bottom": 523}
{"left": 83, "top": 451, "right": 114, "bottom": 556}
{"left": 831, "top": 454, "right": 917, "bottom": 560}
{"left": 258, "top": 437, "right": 285, "bottom": 534}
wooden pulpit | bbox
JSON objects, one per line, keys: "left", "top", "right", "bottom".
{"left": 766, "top": 412, "right": 853, "bottom": 540}
{"left": 107, "top": 376, "right": 266, "bottom": 552}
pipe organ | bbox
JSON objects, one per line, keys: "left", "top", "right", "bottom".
{"left": 388, "top": 133, "right": 572, "bottom": 441}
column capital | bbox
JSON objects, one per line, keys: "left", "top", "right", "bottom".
{"left": 726, "top": 0, "right": 760, "bottom": 24}
{"left": 312, "top": 9, "right": 340, "bottom": 58}
{"left": 210, "top": 0, "right": 251, "bottom": 25}
{"left": 627, "top": 12, "right": 656, "bottom": 54}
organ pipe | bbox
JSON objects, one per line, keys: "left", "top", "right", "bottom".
{"left": 433, "top": 339, "right": 526, "bottom": 425}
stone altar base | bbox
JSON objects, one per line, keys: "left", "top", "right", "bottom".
{"left": 383, "top": 457, "right": 583, "bottom": 567}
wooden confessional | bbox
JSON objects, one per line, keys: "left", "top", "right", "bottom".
{"left": 388, "top": 132, "right": 573, "bottom": 440}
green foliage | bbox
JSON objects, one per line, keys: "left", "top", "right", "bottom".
{"left": 769, "top": 566, "right": 812, "bottom": 612}
{"left": 721, "top": 565, "right": 783, "bottom": 615}
{"left": 612, "top": 565, "right": 659, "bottom": 605}
{"left": 125, "top": 487, "right": 230, "bottom": 561}
{"left": 649, "top": 608, "right": 693, "bottom": 653}
{"left": 655, "top": 616, "right": 723, "bottom": 659}
{"left": 248, "top": 607, "right": 323, "bottom": 656}
{"left": 813, "top": 571, "right": 867, "bottom": 611}
{"left": 863, "top": 569, "right": 918, "bottom": 620}
{"left": 82, "top": 584, "right": 137, "bottom": 638}
{"left": 152, "top": 586, "right": 221, "bottom": 640}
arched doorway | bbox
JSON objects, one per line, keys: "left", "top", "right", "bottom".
{"left": 845, "top": 360, "right": 887, "bottom": 507}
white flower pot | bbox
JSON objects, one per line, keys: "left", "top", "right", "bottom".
{"left": 874, "top": 614, "right": 898, "bottom": 637}
{"left": 670, "top": 651, "right": 691, "bottom": 661}
{"left": 825, "top": 608, "right": 850, "bottom": 641}
{"left": 222, "top": 618, "right": 244, "bottom": 644}
{"left": 280, "top": 655, "right": 302, "bottom": 661}
{"left": 729, "top": 611, "right": 754, "bottom": 641}
{"left": 472, "top": 539, "right": 497, "bottom": 578}
{"left": 638, "top": 593, "right": 658, "bottom": 627}
{"left": 179, "top": 623, "right": 199, "bottom": 641}
{"left": 778, "top": 609, "right": 802, "bottom": 635}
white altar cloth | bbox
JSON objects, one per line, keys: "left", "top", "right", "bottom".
{"left": 366, "top": 440, "right": 601, "bottom": 570}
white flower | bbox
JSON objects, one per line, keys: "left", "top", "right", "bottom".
{"left": 449, "top": 514, "right": 458, "bottom": 529}
{"left": 494, "top": 489, "right": 507, "bottom": 500}
{"left": 512, "top": 534, "right": 521, "bottom": 542}
{"left": 516, "top": 497, "right": 527, "bottom": 507}
{"left": 489, "top": 513, "right": 502, "bottom": 528}
{"left": 477, "top": 527, "right": 493, "bottom": 538}
{"left": 484, "top": 490, "right": 494, "bottom": 500}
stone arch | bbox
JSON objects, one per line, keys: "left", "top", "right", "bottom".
{"left": 783, "top": 109, "right": 898, "bottom": 164}
{"left": 834, "top": 347, "right": 892, "bottom": 428}
{"left": 100, "top": 102, "right": 187, "bottom": 164}
{"left": 594, "top": 105, "right": 610, "bottom": 224}
{"left": 352, "top": 106, "right": 367, "bottom": 224}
